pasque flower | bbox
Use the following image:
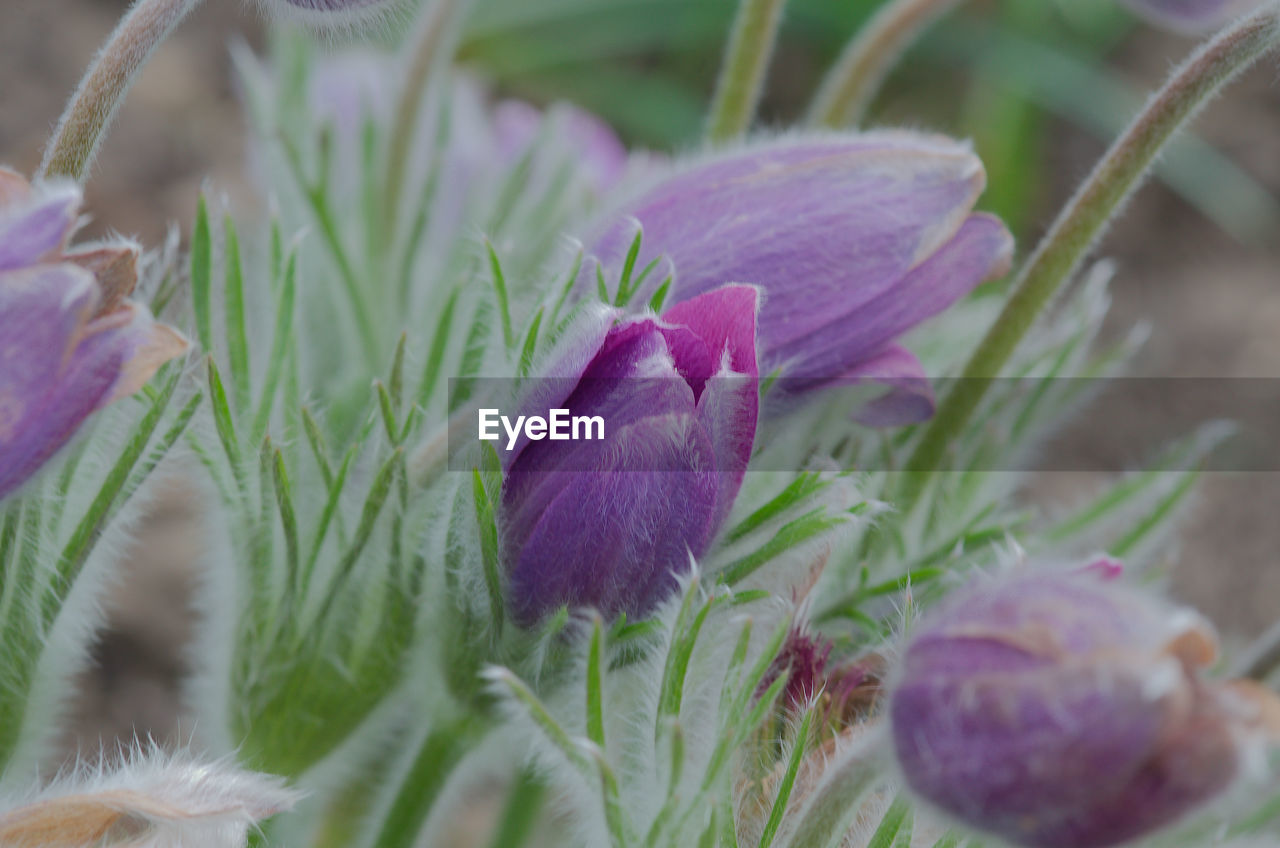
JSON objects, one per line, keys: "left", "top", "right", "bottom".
{"left": 585, "top": 132, "right": 1013, "bottom": 424}
{"left": 1121, "top": 0, "right": 1266, "bottom": 32}
{"left": 0, "top": 168, "right": 187, "bottom": 501}
{"left": 501, "top": 285, "right": 759, "bottom": 626}
{"left": 889, "top": 566, "right": 1280, "bottom": 848}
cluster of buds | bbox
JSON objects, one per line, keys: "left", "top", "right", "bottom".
{"left": 0, "top": 169, "right": 186, "bottom": 501}
{"left": 889, "top": 566, "right": 1280, "bottom": 847}
{"left": 499, "top": 134, "right": 1014, "bottom": 625}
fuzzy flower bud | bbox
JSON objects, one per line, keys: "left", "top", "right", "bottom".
{"left": 501, "top": 285, "right": 759, "bottom": 625}
{"left": 889, "top": 566, "right": 1280, "bottom": 848}
{"left": 0, "top": 168, "right": 187, "bottom": 501}
{"left": 0, "top": 747, "right": 298, "bottom": 848}
{"left": 584, "top": 132, "right": 1013, "bottom": 424}
{"left": 1120, "top": 0, "right": 1267, "bottom": 33}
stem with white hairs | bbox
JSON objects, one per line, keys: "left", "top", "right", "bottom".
{"left": 706, "top": 0, "right": 789, "bottom": 143}
{"left": 807, "top": 0, "right": 966, "bottom": 128}
{"left": 894, "top": 6, "right": 1280, "bottom": 512}
{"left": 40, "top": 0, "right": 206, "bottom": 182}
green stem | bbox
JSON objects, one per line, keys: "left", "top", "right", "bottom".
{"left": 896, "top": 7, "right": 1280, "bottom": 509}
{"left": 382, "top": 0, "right": 465, "bottom": 244}
{"left": 807, "top": 0, "right": 965, "bottom": 128}
{"left": 369, "top": 716, "right": 485, "bottom": 848}
{"left": 705, "top": 0, "right": 788, "bottom": 143}
{"left": 40, "top": 0, "right": 205, "bottom": 181}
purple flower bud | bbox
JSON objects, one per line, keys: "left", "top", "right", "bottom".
{"left": 584, "top": 133, "right": 1013, "bottom": 424}
{"left": 761, "top": 628, "right": 883, "bottom": 726}
{"left": 0, "top": 169, "right": 187, "bottom": 501}
{"left": 889, "top": 568, "right": 1278, "bottom": 848}
{"left": 501, "top": 285, "right": 759, "bottom": 625}
{"left": 1120, "top": 0, "right": 1266, "bottom": 33}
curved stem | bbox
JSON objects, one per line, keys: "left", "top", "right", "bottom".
{"left": 895, "top": 7, "right": 1280, "bottom": 510}
{"left": 40, "top": 0, "right": 206, "bottom": 182}
{"left": 706, "top": 0, "right": 788, "bottom": 143}
{"left": 807, "top": 0, "right": 964, "bottom": 128}
{"left": 382, "top": 0, "right": 465, "bottom": 245}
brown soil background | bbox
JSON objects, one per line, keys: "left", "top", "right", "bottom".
{"left": 1, "top": 0, "right": 1277, "bottom": 762}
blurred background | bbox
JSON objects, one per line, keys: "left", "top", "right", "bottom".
{"left": 1, "top": 0, "right": 1278, "bottom": 765}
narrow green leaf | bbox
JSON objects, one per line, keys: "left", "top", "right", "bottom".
{"left": 485, "top": 768, "right": 546, "bottom": 848}
{"left": 1110, "top": 469, "right": 1199, "bottom": 558}
{"left": 613, "top": 228, "right": 643, "bottom": 306}
{"left": 301, "top": 407, "right": 335, "bottom": 489}
{"left": 472, "top": 468, "right": 505, "bottom": 638}
{"left": 647, "top": 276, "right": 672, "bottom": 313}
{"left": 586, "top": 615, "right": 606, "bottom": 750}
{"left": 207, "top": 357, "right": 242, "bottom": 473}
{"left": 389, "top": 333, "right": 407, "bottom": 410}
{"left": 866, "top": 797, "right": 911, "bottom": 848}
{"left": 416, "top": 288, "right": 460, "bottom": 410}
{"left": 253, "top": 248, "right": 297, "bottom": 439}
{"left": 223, "top": 215, "right": 252, "bottom": 413}
{"left": 304, "top": 443, "right": 357, "bottom": 589}
{"left": 376, "top": 381, "right": 399, "bottom": 444}
{"left": 726, "top": 472, "right": 829, "bottom": 543}
{"left": 452, "top": 299, "right": 492, "bottom": 411}
{"left": 719, "top": 509, "right": 848, "bottom": 585}
{"left": 489, "top": 667, "right": 589, "bottom": 773}
{"left": 595, "top": 264, "right": 609, "bottom": 303}
{"left": 518, "top": 307, "right": 544, "bottom": 379}
{"left": 271, "top": 445, "right": 300, "bottom": 595}
{"left": 758, "top": 708, "right": 815, "bottom": 848}
{"left": 486, "top": 240, "right": 515, "bottom": 350}
{"left": 549, "top": 249, "right": 584, "bottom": 328}
{"left": 191, "top": 195, "right": 213, "bottom": 352}
{"left": 50, "top": 371, "right": 178, "bottom": 621}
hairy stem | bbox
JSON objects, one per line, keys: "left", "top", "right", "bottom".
{"left": 807, "top": 0, "right": 964, "bottom": 128}
{"left": 382, "top": 0, "right": 465, "bottom": 244}
{"left": 40, "top": 0, "right": 205, "bottom": 182}
{"left": 706, "top": 0, "right": 788, "bottom": 143}
{"left": 895, "top": 7, "right": 1280, "bottom": 510}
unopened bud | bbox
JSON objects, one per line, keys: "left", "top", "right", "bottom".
{"left": 889, "top": 566, "right": 1279, "bottom": 848}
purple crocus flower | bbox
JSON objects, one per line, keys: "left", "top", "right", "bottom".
{"left": 501, "top": 285, "right": 759, "bottom": 625}
{"left": 1120, "top": 0, "right": 1265, "bottom": 32}
{"left": 889, "top": 566, "right": 1279, "bottom": 848}
{"left": 0, "top": 168, "right": 187, "bottom": 501}
{"left": 584, "top": 132, "right": 1014, "bottom": 424}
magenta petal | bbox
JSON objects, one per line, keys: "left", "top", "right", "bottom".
{"left": 663, "top": 285, "right": 760, "bottom": 526}
{"left": 661, "top": 284, "right": 760, "bottom": 380}
{"left": 0, "top": 185, "right": 80, "bottom": 271}
{"left": 504, "top": 414, "right": 720, "bottom": 625}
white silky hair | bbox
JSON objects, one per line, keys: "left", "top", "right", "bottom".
{"left": 0, "top": 741, "right": 300, "bottom": 847}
